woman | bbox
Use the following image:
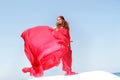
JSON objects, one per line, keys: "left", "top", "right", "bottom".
{"left": 53, "top": 16, "right": 77, "bottom": 75}
{"left": 21, "top": 16, "right": 77, "bottom": 77}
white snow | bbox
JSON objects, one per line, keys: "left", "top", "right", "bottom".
{"left": 30, "top": 71, "right": 120, "bottom": 80}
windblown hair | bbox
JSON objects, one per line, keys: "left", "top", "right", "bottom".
{"left": 56, "top": 16, "right": 69, "bottom": 30}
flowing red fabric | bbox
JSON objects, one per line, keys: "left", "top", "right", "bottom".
{"left": 21, "top": 26, "right": 72, "bottom": 77}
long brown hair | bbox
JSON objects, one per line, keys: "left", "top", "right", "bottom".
{"left": 56, "top": 16, "right": 69, "bottom": 30}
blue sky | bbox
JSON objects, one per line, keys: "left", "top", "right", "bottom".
{"left": 0, "top": 0, "right": 120, "bottom": 80}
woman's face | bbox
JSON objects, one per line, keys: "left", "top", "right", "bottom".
{"left": 57, "top": 17, "right": 63, "bottom": 24}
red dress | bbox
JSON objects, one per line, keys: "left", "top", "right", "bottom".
{"left": 21, "top": 26, "right": 72, "bottom": 77}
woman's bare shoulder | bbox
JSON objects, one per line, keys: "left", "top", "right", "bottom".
{"left": 53, "top": 26, "right": 57, "bottom": 30}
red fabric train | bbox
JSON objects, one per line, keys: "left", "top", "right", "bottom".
{"left": 21, "top": 26, "right": 72, "bottom": 77}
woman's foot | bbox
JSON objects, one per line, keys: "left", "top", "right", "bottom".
{"left": 65, "top": 71, "right": 78, "bottom": 75}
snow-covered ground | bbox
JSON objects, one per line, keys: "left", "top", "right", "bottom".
{"left": 30, "top": 71, "right": 120, "bottom": 80}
